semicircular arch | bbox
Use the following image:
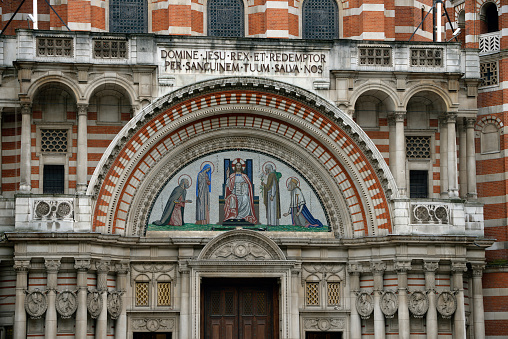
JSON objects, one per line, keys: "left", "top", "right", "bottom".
{"left": 402, "top": 84, "right": 456, "bottom": 112}
{"left": 26, "top": 75, "right": 82, "bottom": 103}
{"left": 84, "top": 75, "right": 139, "bottom": 107}
{"left": 349, "top": 83, "right": 400, "bottom": 112}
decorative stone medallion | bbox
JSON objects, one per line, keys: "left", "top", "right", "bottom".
{"left": 380, "top": 291, "right": 398, "bottom": 318}
{"left": 107, "top": 291, "right": 123, "bottom": 320}
{"left": 131, "top": 318, "right": 175, "bottom": 332}
{"left": 56, "top": 291, "right": 78, "bottom": 319}
{"left": 356, "top": 292, "right": 374, "bottom": 319}
{"left": 25, "top": 289, "right": 48, "bottom": 319}
{"left": 408, "top": 291, "right": 429, "bottom": 318}
{"left": 436, "top": 291, "right": 457, "bottom": 319}
{"left": 303, "top": 318, "right": 345, "bottom": 331}
{"left": 87, "top": 291, "right": 103, "bottom": 319}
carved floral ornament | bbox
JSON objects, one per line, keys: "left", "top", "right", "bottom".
{"left": 380, "top": 291, "right": 398, "bottom": 318}
{"left": 56, "top": 291, "right": 78, "bottom": 319}
{"left": 356, "top": 292, "right": 374, "bottom": 319}
{"left": 436, "top": 291, "right": 457, "bottom": 319}
{"left": 87, "top": 290, "right": 103, "bottom": 319}
{"left": 303, "top": 318, "right": 345, "bottom": 331}
{"left": 25, "top": 289, "right": 48, "bottom": 319}
{"left": 408, "top": 291, "right": 429, "bottom": 318}
{"left": 132, "top": 318, "right": 175, "bottom": 332}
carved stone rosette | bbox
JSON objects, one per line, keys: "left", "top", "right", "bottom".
{"left": 436, "top": 291, "right": 457, "bottom": 319}
{"left": 408, "top": 291, "right": 429, "bottom": 318}
{"left": 303, "top": 318, "right": 345, "bottom": 331}
{"left": 380, "top": 291, "right": 398, "bottom": 318}
{"left": 87, "top": 290, "right": 103, "bottom": 319}
{"left": 107, "top": 291, "right": 123, "bottom": 320}
{"left": 131, "top": 318, "right": 175, "bottom": 332}
{"left": 25, "top": 289, "right": 48, "bottom": 319}
{"left": 56, "top": 291, "right": 78, "bottom": 319}
{"left": 356, "top": 292, "right": 374, "bottom": 319}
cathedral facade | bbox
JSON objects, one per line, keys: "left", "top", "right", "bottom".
{"left": 0, "top": 0, "right": 505, "bottom": 338}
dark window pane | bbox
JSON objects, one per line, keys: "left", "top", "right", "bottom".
{"left": 303, "top": 0, "right": 339, "bottom": 39}
{"left": 410, "top": 170, "right": 428, "bottom": 199}
{"left": 208, "top": 0, "right": 244, "bottom": 37}
{"left": 44, "top": 165, "right": 64, "bottom": 194}
{"left": 110, "top": 0, "right": 147, "bottom": 33}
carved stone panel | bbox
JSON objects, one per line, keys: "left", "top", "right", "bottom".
{"left": 408, "top": 291, "right": 429, "bottom": 318}
{"left": 107, "top": 291, "right": 123, "bottom": 320}
{"left": 380, "top": 291, "right": 398, "bottom": 318}
{"left": 356, "top": 292, "right": 374, "bottom": 319}
{"left": 437, "top": 291, "right": 457, "bottom": 319}
{"left": 303, "top": 317, "right": 345, "bottom": 331}
{"left": 131, "top": 318, "right": 175, "bottom": 332}
{"left": 56, "top": 291, "right": 78, "bottom": 319}
{"left": 87, "top": 291, "right": 103, "bottom": 319}
{"left": 25, "top": 289, "right": 48, "bottom": 319}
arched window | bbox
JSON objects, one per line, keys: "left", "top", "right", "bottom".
{"left": 110, "top": 0, "right": 147, "bottom": 33}
{"left": 208, "top": 0, "right": 244, "bottom": 37}
{"left": 480, "top": 2, "right": 499, "bottom": 34}
{"left": 302, "top": 0, "right": 339, "bottom": 40}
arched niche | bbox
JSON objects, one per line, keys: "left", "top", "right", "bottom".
{"left": 89, "top": 77, "right": 395, "bottom": 239}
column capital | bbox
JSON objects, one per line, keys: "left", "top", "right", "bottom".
{"left": 395, "top": 260, "right": 412, "bottom": 273}
{"left": 446, "top": 113, "right": 458, "bottom": 123}
{"left": 21, "top": 103, "right": 31, "bottom": 115}
{"left": 465, "top": 117, "right": 476, "bottom": 128}
{"left": 370, "top": 262, "right": 386, "bottom": 275}
{"left": 472, "top": 264, "right": 485, "bottom": 277}
{"left": 45, "top": 259, "right": 61, "bottom": 273}
{"left": 179, "top": 262, "right": 190, "bottom": 274}
{"left": 115, "top": 262, "right": 130, "bottom": 275}
{"left": 451, "top": 261, "right": 467, "bottom": 273}
{"left": 77, "top": 104, "right": 88, "bottom": 116}
{"left": 348, "top": 262, "right": 363, "bottom": 275}
{"left": 96, "top": 260, "right": 110, "bottom": 274}
{"left": 74, "top": 259, "right": 91, "bottom": 271}
{"left": 424, "top": 261, "right": 439, "bottom": 272}
{"left": 389, "top": 112, "right": 406, "bottom": 123}
{"left": 14, "top": 260, "right": 30, "bottom": 272}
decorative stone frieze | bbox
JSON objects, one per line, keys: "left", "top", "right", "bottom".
{"left": 34, "top": 199, "right": 73, "bottom": 220}
{"left": 303, "top": 317, "right": 345, "bottom": 331}
{"left": 356, "top": 292, "right": 374, "bottom": 319}
{"left": 408, "top": 291, "right": 429, "bottom": 318}
{"left": 56, "top": 291, "right": 78, "bottom": 319}
{"left": 411, "top": 203, "right": 449, "bottom": 224}
{"left": 436, "top": 291, "right": 457, "bottom": 319}
{"left": 131, "top": 318, "right": 175, "bottom": 332}
{"left": 107, "top": 291, "right": 123, "bottom": 320}
{"left": 25, "top": 289, "right": 48, "bottom": 319}
{"left": 380, "top": 291, "right": 398, "bottom": 318}
{"left": 86, "top": 290, "right": 103, "bottom": 319}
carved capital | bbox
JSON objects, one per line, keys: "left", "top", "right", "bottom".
{"left": 370, "top": 262, "right": 386, "bottom": 275}
{"left": 45, "top": 259, "right": 61, "bottom": 273}
{"left": 451, "top": 261, "right": 467, "bottom": 273}
{"left": 465, "top": 118, "right": 476, "bottom": 129}
{"left": 96, "top": 261, "right": 110, "bottom": 274}
{"left": 348, "top": 262, "right": 362, "bottom": 275}
{"left": 472, "top": 264, "right": 485, "bottom": 277}
{"left": 391, "top": 112, "right": 406, "bottom": 123}
{"left": 395, "top": 260, "right": 412, "bottom": 273}
{"left": 21, "top": 103, "right": 31, "bottom": 115}
{"left": 424, "top": 261, "right": 439, "bottom": 272}
{"left": 74, "top": 259, "right": 91, "bottom": 271}
{"left": 447, "top": 113, "right": 457, "bottom": 124}
{"left": 77, "top": 104, "right": 88, "bottom": 116}
{"left": 14, "top": 260, "right": 30, "bottom": 272}
{"left": 115, "top": 262, "right": 130, "bottom": 275}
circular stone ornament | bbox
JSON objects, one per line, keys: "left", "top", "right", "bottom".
{"left": 107, "top": 291, "right": 123, "bottom": 320}
{"left": 25, "top": 289, "right": 48, "bottom": 319}
{"left": 356, "top": 292, "right": 374, "bottom": 319}
{"left": 56, "top": 291, "right": 78, "bottom": 319}
{"left": 380, "top": 291, "right": 398, "bottom": 318}
{"left": 87, "top": 291, "right": 103, "bottom": 319}
{"left": 436, "top": 291, "right": 457, "bottom": 319}
{"left": 408, "top": 291, "right": 429, "bottom": 318}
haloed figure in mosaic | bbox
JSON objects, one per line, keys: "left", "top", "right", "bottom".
{"left": 224, "top": 159, "right": 258, "bottom": 224}
{"left": 153, "top": 177, "right": 192, "bottom": 226}
{"left": 196, "top": 163, "right": 212, "bottom": 225}
{"left": 261, "top": 163, "right": 281, "bottom": 226}
{"left": 283, "top": 178, "right": 323, "bottom": 227}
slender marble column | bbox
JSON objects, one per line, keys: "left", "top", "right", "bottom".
{"left": 76, "top": 104, "right": 88, "bottom": 194}
{"left": 75, "top": 259, "right": 90, "bottom": 339}
{"left": 96, "top": 261, "right": 110, "bottom": 339}
{"left": 179, "top": 263, "right": 190, "bottom": 339}
{"left": 472, "top": 264, "right": 485, "bottom": 338}
{"left": 290, "top": 265, "right": 301, "bottom": 339}
{"left": 371, "top": 262, "right": 386, "bottom": 339}
{"left": 394, "top": 112, "right": 407, "bottom": 196}
{"left": 458, "top": 120, "right": 467, "bottom": 198}
{"left": 19, "top": 104, "right": 31, "bottom": 192}
{"left": 13, "top": 260, "right": 29, "bottom": 339}
{"left": 348, "top": 263, "right": 362, "bottom": 339}
{"left": 447, "top": 114, "right": 459, "bottom": 197}
{"left": 45, "top": 259, "right": 61, "bottom": 339}
{"left": 452, "top": 262, "right": 467, "bottom": 339}
{"left": 466, "top": 118, "right": 478, "bottom": 199}
{"left": 115, "top": 263, "right": 129, "bottom": 339}
{"left": 388, "top": 114, "right": 396, "bottom": 178}
{"left": 440, "top": 116, "right": 449, "bottom": 198}
{"left": 425, "top": 261, "right": 439, "bottom": 339}
{"left": 395, "top": 261, "right": 412, "bottom": 339}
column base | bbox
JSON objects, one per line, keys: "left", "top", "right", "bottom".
{"left": 466, "top": 193, "right": 478, "bottom": 200}
{"left": 448, "top": 189, "right": 459, "bottom": 198}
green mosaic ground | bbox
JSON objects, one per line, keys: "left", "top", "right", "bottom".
{"left": 147, "top": 223, "right": 329, "bottom": 232}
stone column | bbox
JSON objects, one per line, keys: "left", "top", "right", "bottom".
{"left": 394, "top": 112, "right": 407, "bottom": 196}
{"left": 45, "top": 259, "right": 61, "bottom": 339}
{"left": 96, "top": 261, "right": 110, "bottom": 339}
{"left": 472, "top": 264, "right": 485, "bottom": 338}
{"left": 19, "top": 104, "right": 31, "bottom": 192}
{"left": 440, "top": 116, "right": 449, "bottom": 198}
{"left": 75, "top": 259, "right": 90, "bottom": 339}
{"left": 388, "top": 114, "right": 396, "bottom": 178}
{"left": 76, "top": 104, "right": 88, "bottom": 194}
{"left": 466, "top": 118, "right": 478, "bottom": 199}
{"left": 115, "top": 263, "right": 129, "bottom": 339}
{"left": 179, "top": 263, "right": 190, "bottom": 339}
{"left": 395, "top": 260, "right": 412, "bottom": 339}
{"left": 13, "top": 260, "right": 29, "bottom": 339}
{"left": 458, "top": 120, "right": 467, "bottom": 198}
{"left": 348, "top": 263, "right": 362, "bottom": 339}
{"left": 371, "top": 262, "right": 386, "bottom": 339}
{"left": 447, "top": 114, "right": 459, "bottom": 197}
{"left": 0, "top": 107, "right": 3, "bottom": 195}
{"left": 452, "top": 262, "right": 467, "bottom": 339}
{"left": 290, "top": 265, "right": 301, "bottom": 339}
{"left": 424, "top": 261, "right": 439, "bottom": 339}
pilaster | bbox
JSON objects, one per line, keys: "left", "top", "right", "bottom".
{"left": 19, "top": 104, "right": 32, "bottom": 193}
{"left": 77, "top": 104, "right": 88, "bottom": 194}
{"left": 466, "top": 118, "right": 477, "bottom": 199}
{"left": 472, "top": 264, "right": 485, "bottom": 338}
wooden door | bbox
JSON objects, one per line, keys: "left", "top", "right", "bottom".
{"left": 203, "top": 279, "right": 277, "bottom": 339}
